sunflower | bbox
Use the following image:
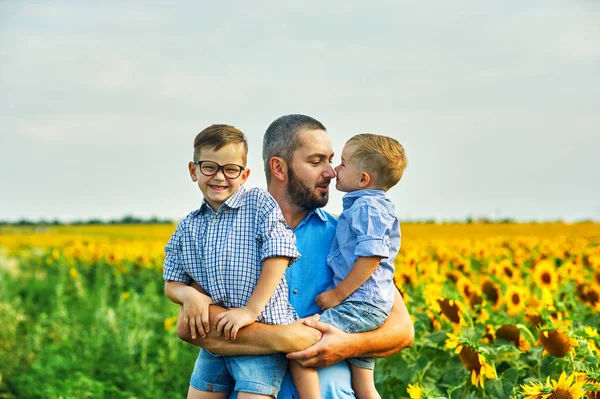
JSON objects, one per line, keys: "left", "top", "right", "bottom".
{"left": 480, "top": 278, "right": 501, "bottom": 310}
{"left": 557, "top": 260, "right": 577, "bottom": 282}
{"left": 445, "top": 333, "right": 497, "bottom": 389}
{"left": 456, "top": 277, "right": 475, "bottom": 300}
{"left": 491, "top": 258, "right": 518, "bottom": 282}
{"left": 576, "top": 369, "right": 600, "bottom": 399}
{"left": 538, "top": 327, "right": 579, "bottom": 358}
{"left": 525, "top": 308, "right": 544, "bottom": 329}
{"left": 532, "top": 259, "right": 559, "bottom": 292}
{"left": 437, "top": 297, "right": 463, "bottom": 325}
{"left": 406, "top": 382, "right": 423, "bottom": 399}
{"left": 585, "top": 284, "right": 600, "bottom": 309}
{"left": 521, "top": 371, "right": 585, "bottom": 399}
{"left": 504, "top": 285, "right": 529, "bottom": 316}
{"left": 495, "top": 325, "right": 531, "bottom": 351}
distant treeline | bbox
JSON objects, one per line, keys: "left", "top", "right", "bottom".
{"left": 0, "top": 215, "right": 174, "bottom": 226}
{"left": 0, "top": 216, "right": 595, "bottom": 226}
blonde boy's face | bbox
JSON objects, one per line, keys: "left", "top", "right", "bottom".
{"left": 334, "top": 143, "right": 364, "bottom": 193}
{"left": 188, "top": 143, "right": 250, "bottom": 211}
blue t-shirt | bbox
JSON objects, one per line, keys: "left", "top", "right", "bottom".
{"left": 279, "top": 208, "right": 355, "bottom": 399}
{"left": 327, "top": 190, "right": 400, "bottom": 314}
{"left": 228, "top": 208, "right": 355, "bottom": 399}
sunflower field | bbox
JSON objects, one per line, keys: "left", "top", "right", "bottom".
{"left": 1, "top": 222, "right": 599, "bottom": 399}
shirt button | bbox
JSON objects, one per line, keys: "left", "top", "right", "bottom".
{"left": 292, "top": 289, "right": 298, "bottom": 294}
{"left": 211, "top": 218, "right": 217, "bottom": 224}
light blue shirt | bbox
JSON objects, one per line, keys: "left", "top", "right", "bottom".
{"left": 163, "top": 186, "right": 300, "bottom": 325}
{"left": 327, "top": 190, "right": 400, "bottom": 315}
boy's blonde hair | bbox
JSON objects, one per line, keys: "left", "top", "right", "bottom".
{"left": 193, "top": 124, "right": 248, "bottom": 164}
{"left": 346, "top": 133, "right": 407, "bottom": 190}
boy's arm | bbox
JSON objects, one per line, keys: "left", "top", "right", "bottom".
{"left": 287, "top": 288, "right": 414, "bottom": 367}
{"left": 315, "top": 256, "right": 382, "bottom": 310}
{"left": 213, "top": 256, "right": 290, "bottom": 340}
{"left": 165, "top": 280, "right": 213, "bottom": 339}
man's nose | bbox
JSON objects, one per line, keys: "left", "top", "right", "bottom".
{"left": 324, "top": 163, "right": 336, "bottom": 178}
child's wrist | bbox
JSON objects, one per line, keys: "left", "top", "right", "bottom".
{"left": 332, "top": 288, "right": 346, "bottom": 301}
{"left": 244, "top": 305, "right": 261, "bottom": 318}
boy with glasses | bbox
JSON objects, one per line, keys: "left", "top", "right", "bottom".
{"left": 163, "top": 124, "right": 320, "bottom": 399}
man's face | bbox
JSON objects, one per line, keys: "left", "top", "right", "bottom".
{"left": 285, "top": 129, "right": 335, "bottom": 210}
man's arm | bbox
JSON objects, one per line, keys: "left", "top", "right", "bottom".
{"left": 176, "top": 300, "right": 323, "bottom": 356}
{"left": 287, "top": 289, "right": 414, "bottom": 368}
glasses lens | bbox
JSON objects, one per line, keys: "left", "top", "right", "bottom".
{"left": 200, "top": 161, "right": 218, "bottom": 176}
{"left": 223, "top": 165, "right": 242, "bottom": 178}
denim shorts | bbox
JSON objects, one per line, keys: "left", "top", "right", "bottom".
{"left": 320, "top": 301, "right": 388, "bottom": 370}
{"left": 190, "top": 350, "right": 287, "bottom": 397}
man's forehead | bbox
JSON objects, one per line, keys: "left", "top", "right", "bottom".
{"left": 296, "top": 129, "right": 334, "bottom": 156}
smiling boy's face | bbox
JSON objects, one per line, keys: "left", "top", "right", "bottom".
{"left": 188, "top": 142, "right": 250, "bottom": 211}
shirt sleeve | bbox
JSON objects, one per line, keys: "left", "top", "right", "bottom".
{"left": 255, "top": 190, "right": 301, "bottom": 265}
{"left": 163, "top": 220, "right": 193, "bottom": 284}
{"left": 347, "top": 202, "right": 394, "bottom": 259}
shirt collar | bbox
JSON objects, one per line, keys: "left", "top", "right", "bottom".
{"left": 295, "top": 207, "right": 328, "bottom": 231}
{"left": 342, "top": 189, "right": 386, "bottom": 209}
{"left": 197, "top": 186, "right": 247, "bottom": 214}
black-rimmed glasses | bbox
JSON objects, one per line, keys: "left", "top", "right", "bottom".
{"left": 193, "top": 160, "right": 245, "bottom": 179}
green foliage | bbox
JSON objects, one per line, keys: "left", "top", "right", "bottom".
{"left": 0, "top": 254, "right": 196, "bottom": 399}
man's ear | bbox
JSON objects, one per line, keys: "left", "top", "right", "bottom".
{"left": 358, "top": 171, "right": 371, "bottom": 188}
{"left": 188, "top": 162, "right": 197, "bottom": 182}
{"left": 269, "top": 157, "right": 287, "bottom": 182}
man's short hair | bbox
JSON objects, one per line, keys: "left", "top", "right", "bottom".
{"left": 193, "top": 124, "right": 248, "bottom": 164}
{"left": 346, "top": 133, "right": 407, "bottom": 190}
{"left": 262, "top": 114, "right": 326, "bottom": 183}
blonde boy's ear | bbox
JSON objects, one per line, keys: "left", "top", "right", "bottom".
{"left": 188, "top": 162, "right": 198, "bottom": 182}
{"left": 239, "top": 167, "right": 251, "bottom": 184}
{"left": 358, "top": 171, "right": 371, "bottom": 188}
{"left": 269, "top": 157, "right": 287, "bottom": 182}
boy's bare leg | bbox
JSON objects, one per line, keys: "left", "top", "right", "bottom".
{"left": 350, "top": 364, "right": 381, "bottom": 399}
{"left": 289, "top": 360, "right": 321, "bottom": 399}
{"left": 237, "top": 394, "right": 272, "bottom": 399}
{"left": 187, "top": 387, "right": 227, "bottom": 399}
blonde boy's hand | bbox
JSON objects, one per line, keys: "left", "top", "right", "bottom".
{"left": 316, "top": 289, "right": 344, "bottom": 310}
{"left": 182, "top": 290, "right": 214, "bottom": 339}
{"left": 214, "top": 306, "right": 257, "bottom": 340}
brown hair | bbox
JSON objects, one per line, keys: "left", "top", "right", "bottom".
{"left": 346, "top": 133, "right": 407, "bottom": 190}
{"left": 193, "top": 124, "right": 248, "bottom": 164}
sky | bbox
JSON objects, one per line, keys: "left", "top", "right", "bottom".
{"left": 1, "top": 1, "right": 599, "bottom": 223}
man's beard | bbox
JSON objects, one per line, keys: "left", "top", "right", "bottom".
{"left": 286, "top": 166, "right": 330, "bottom": 210}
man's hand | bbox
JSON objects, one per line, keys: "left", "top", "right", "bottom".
{"left": 286, "top": 319, "right": 352, "bottom": 368}
{"left": 182, "top": 290, "right": 214, "bottom": 339}
{"left": 214, "top": 306, "right": 258, "bottom": 340}
{"left": 315, "top": 288, "right": 344, "bottom": 310}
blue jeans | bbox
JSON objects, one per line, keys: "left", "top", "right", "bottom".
{"left": 191, "top": 350, "right": 287, "bottom": 397}
{"left": 320, "top": 301, "right": 388, "bottom": 369}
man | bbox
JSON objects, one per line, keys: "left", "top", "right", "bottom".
{"left": 176, "top": 114, "right": 414, "bottom": 398}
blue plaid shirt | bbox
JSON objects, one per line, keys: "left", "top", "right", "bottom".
{"left": 163, "top": 186, "right": 300, "bottom": 325}
{"left": 327, "top": 189, "right": 400, "bottom": 315}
